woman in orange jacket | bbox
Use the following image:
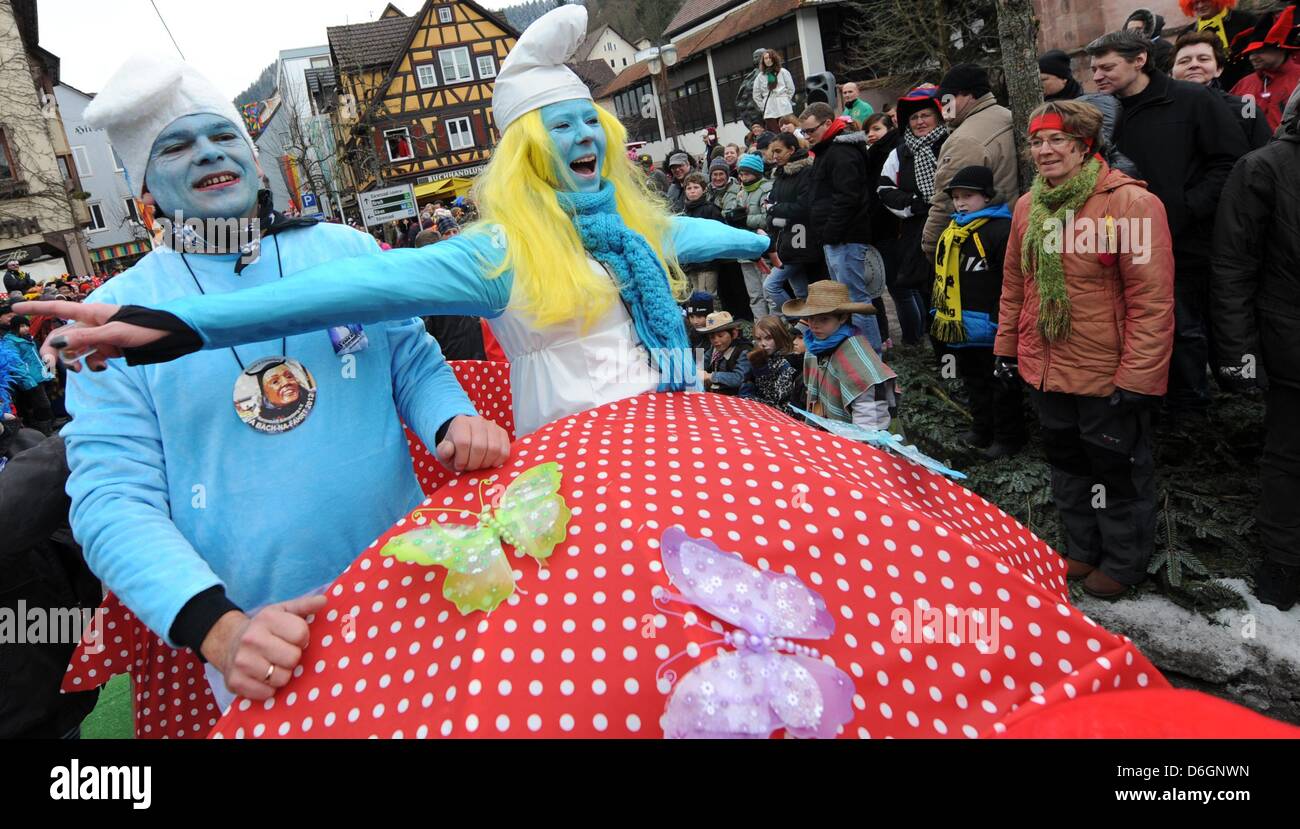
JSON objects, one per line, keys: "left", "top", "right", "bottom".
{"left": 995, "top": 100, "right": 1175, "bottom": 598}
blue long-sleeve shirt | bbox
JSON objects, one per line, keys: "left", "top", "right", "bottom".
{"left": 153, "top": 217, "right": 769, "bottom": 351}
{"left": 63, "top": 223, "right": 477, "bottom": 645}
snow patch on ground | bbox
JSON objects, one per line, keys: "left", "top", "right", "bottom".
{"left": 1075, "top": 580, "right": 1300, "bottom": 722}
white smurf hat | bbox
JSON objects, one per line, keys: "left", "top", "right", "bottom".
{"left": 84, "top": 54, "right": 257, "bottom": 198}
{"left": 492, "top": 4, "right": 593, "bottom": 134}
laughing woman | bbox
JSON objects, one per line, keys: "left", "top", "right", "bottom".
{"left": 995, "top": 100, "right": 1175, "bottom": 599}
{"left": 23, "top": 7, "right": 768, "bottom": 440}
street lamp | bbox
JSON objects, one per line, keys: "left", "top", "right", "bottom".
{"left": 635, "top": 42, "right": 680, "bottom": 151}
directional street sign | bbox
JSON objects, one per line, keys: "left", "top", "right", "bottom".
{"left": 358, "top": 184, "right": 418, "bottom": 227}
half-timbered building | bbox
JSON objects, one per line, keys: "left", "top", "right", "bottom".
{"left": 326, "top": 0, "right": 518, "bottom": 195}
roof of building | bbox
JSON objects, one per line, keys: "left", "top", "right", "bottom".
{"left": 663, "top": 0, "right": 750, "bottom": 38}
{"left": 570, "top": 59, "right": 617, "bottom": 93}
{"left": 327, "top": 12, "right": 420, "bottom": 69}
{"left": 279, "top": 44, "right": 331, "bottom": 60}
{"left": 573, "top": 24, "right": 632, "bottom": 62}
{"left": 304, "top": 66, "right": 337, "bottom": 97}
{"left": 598, "top": 0, "right": 801, "bottom": 98}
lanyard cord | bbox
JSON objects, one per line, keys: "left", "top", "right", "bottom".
{"left": 178, "top": 235, "right": 287, "bottom": 372}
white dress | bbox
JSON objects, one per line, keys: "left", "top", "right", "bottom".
{"left": 486, "top": 256, "right": 663, "bottom": 437}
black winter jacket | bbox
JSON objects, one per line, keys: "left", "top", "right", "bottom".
{"left": 682, "top": 197, "right": 725, "bottom": 273}
{"left": 1211, "top": 106, "right": 1300, "bottom": 390}
{"left": 865, "top": 130, "right": 902, "bottom": 254}
{"left": 807, "top": 129, "right": 873, "bottom": 245}
{"left": 766, "top": 151, "right": 821, "bottom": 264}
{"left": 1212, "top": 85, "right": 1272, "bottom": 151}
{"left": 0, "top": 432, "right": 102, "bottom": 738}
{"left": 1112, "top": 71, "right": 1250, "bottom": 263}
{"left": 877, "top": 133, "right": 948, "bottom": 290}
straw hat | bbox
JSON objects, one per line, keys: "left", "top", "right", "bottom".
{"left": 697, "top": 311, "right": 744, "bottom": 334}
{"left": 781, "top": 281, "right": 874, "bottom": 318}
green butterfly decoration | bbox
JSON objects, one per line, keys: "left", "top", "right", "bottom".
{"left": 380, "top": 462, "right": 571, "bottom": 614}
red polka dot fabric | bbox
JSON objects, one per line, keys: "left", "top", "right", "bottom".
{"left": 208, "top": 392, "right": 1167, "bottom": 739}
{"left": 60, "top": 361, "right": 514, "bottom": 739}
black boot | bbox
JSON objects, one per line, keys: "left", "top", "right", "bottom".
{"left": 1254, "top": 560, "right": 1300, "bottom": 612}
{"left": 983, "top": 441, "right": 1023, "bottom": 460}
{"left": 959, "top": 430, "right": 991, "bottom": 449}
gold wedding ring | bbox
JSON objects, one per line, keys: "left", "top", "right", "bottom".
{"left": 263, "top": 664, "right": 275, "bottom": 683}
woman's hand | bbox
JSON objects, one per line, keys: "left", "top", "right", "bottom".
{"left": 13, "top": 300, "right": 164, "bottom": 372}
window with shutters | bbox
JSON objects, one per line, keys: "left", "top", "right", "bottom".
{"left": 385, "top": 128, "right": 414, "bottom": 161}
{"left": 446, "top": 117, "right": 473, "bottom": 151}
{"left": 72, "top": 145, "right": 93, "bottom": 177}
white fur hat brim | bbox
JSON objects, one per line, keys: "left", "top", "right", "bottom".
{"left": 492, "top": 5, "right": 593, "bottom": 134}
{"left": 84, "top": 54, "right": 257, "bottom": 199}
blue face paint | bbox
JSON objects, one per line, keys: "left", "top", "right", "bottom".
{"left": 539, "top": 99, "right": 605, "bottom": 193}
{"left": 145, "top": 114, "right": 260, "bottom": 221}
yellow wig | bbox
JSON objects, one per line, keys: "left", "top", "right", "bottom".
{"left": 470, "top": 104, "right": 687, "bottom": 331}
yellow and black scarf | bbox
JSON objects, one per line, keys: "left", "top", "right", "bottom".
{"left": 930, "top": 217, "right": 991, "bottom": 343}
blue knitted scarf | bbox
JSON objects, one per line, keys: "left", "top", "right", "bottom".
{"left": 555, "top": 181, "right": 693, "bottom": 391}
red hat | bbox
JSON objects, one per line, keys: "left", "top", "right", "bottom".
{"left": 1242, "top": 5, "right": 1300, "bottom": 55}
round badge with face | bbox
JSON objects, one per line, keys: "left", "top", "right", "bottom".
{"left": 233, "top": 357, "right": 317, "bottom": 434}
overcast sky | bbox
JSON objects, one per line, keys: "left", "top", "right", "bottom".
{"left": 40, "top": 0, "right": 515, "bottom": 100}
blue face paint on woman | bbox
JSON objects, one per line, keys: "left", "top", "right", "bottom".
{"left": 144, "top": 114, "right": 261, "bottom": 221}
{"left": 540, "top": 99, "right": 606, "bottom": 193}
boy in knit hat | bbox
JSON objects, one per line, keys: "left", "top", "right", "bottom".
{"left": 929, "top": 165, "right": 1024, "bottom": 458}
{"left": 681, "top": 172, "right": 724, "bottom": 295}
{"left": 707, "top": 156, "right": 742, "bottom": 212}
{"left": 722, "top": 152, "right": 775, "bottom": 319}
{"left": 683, "top": 290, "right": 715, "bottom": 353}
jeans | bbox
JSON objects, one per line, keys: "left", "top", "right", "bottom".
{"left": 765, "top": 262, "right": 813, "bottom": 318}
{"left": 890, "top": 286, "right": 928, "bottom": 345}
{"left": 823, "top": 243, "right": 884, "bottom": 354}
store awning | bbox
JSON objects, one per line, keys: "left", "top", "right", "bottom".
{"left": 89, "top": 240, "right": 151, "bottom": 263}
{"left": 413, "top": 178, "right": 475, "bottom": 201}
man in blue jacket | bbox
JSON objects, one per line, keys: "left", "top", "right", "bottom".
{"left": 43, "top": 55, "right": 509, "bottom": 708}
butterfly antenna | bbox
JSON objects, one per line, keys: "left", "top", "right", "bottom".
{"left": 655, "top": 637, "right": 727, "bottom": 685}
{"left": 652, "top": 592, "right": 720, "bottom": 636}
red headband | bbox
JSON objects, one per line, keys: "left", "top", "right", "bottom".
{"left": 1030, "top": 112, "right": 1094, "bottom": 152}
{"left": 1029, "top": 112, "right": 1065, "bottom": 134}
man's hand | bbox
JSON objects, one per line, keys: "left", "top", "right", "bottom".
{"left": 201, "top": 594, "right": 326, "bottom": 702}
{"left": 13, "top": 300, "right": 162, "bottom": 372}
{"left": 435, "top": 414, "right": 510, "bottom": 474}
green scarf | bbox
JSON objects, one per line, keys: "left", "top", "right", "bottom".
{"left": 1022, "top": 157, "right": 1102, "bottom": 343}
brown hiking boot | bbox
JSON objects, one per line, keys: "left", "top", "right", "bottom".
{"left": 1065, "top": 558, "right": 1096, "bottom": 580}
{"left": 1083, "top": 568, "right": 1129, "bottom": 599}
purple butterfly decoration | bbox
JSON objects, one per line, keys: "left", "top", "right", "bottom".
{"left": 656, "top": 527, "right": 857, "bottom": 739}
